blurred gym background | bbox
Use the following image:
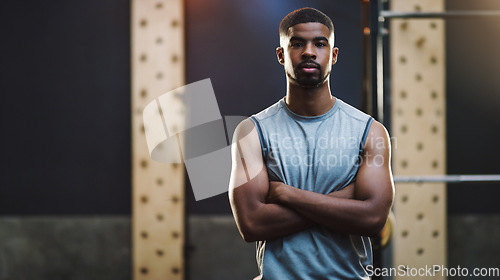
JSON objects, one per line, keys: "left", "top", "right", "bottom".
{"left": 1, "top": 0, "right": 499, "bottom": 279}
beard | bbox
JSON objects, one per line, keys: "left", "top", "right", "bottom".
{"left": 287, "top": 62, "right": 330, "bottom": 88}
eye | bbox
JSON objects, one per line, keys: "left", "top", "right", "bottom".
{"left": 316, "top": 42, "right": 327, "bottom": 47}
{"left": 290, "top": 42, "right": 303, "bottom": 47}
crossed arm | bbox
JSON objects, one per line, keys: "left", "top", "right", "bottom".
{"left": 228, "top": 118, "right": 394, "bottom": 242}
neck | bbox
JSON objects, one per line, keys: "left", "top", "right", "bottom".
{"left": 285, "top": 79, "right": 336, "bottom": 116}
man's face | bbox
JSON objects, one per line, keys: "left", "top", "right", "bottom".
{"left": 277, "top": 22, "right": 338, "bottom": 88}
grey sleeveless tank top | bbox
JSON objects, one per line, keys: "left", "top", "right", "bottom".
{"left": 250, "top": 97, "right": 374, "bottom": 280}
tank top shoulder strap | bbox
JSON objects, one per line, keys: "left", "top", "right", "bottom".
{"left": 249, "top": 116, "right": 268, "bottom": 162}
{"left": 359, "top": 116, "right": 374, "bottom": 155}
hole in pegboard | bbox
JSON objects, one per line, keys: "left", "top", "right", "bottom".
{"left": 415, "top": 73, "right": 422, "bottom": 81}
{"left": 432, "top": 230, "right": 439, "bottom": 238}
{"left": 140, "top": 159, "right": 148, "bottom": 169}
{"left": 430, "top": 56, "right": 437, "bottom": 64}
{"left": 156, "top": 37, "right": 163, "bottom": 44}
{"left": 156, "top": 72, "right": 164, "bottom": 80}
{"left": 400, "top": 90, "right": 407, "bottom": 99}
{"left": 414, "top": 5, "right": 421, "bottom": 11}
{"left": 140, "top": 19, "right": 147, "bottom": 27}
{"left": 140, "top": 267, "right": 149, "bottom": 275}
{"left": 431, "top": 91, "right": 438, "bottom": 99}
{"left": 172, "top": 19, "right": 179, "bottom": 27}
{"left": 417, "top": 213, "right": 424, "bottom": 220}
{"left": 436, "top": 109, "right": 442, "bottom": 117}
{"left": 172, "top": 267, "right": 180, "bottom": 274}
{"left": 157, "top": 213, "right": 164, "bottom": 221}
{"left": 172, "top": 231, "right": 180, "bottom": 239}
{"left": 400, "top": 21, "right": 408, "bottom": 30}
{"left": 141, "top": 125, "right": 145, "bottom": 134}
{"left": 432, "top": 160, "right": 439, "bottom": 169}
{"left": 430, "top": 22, "right": 437, "bottom": 29}
{"left": 401, "top": 160, "right": 408, "bottom": 169}
{"left": 416, "top": 142, "right": 424, "bottom": 151}
{"left": 140, "top": 89, "right": 147, "bottom": 98}
{"left": 401, "top": 125, "right": 407, "bottom": 133}
{"left": 140, "top": 195, "right": 149, "bottom": 204}
{"left": 173, "top": 162, "right": 180, "bottom": 169}
{"left": 416, "top": 108, "right": 423, "bottom": 116}
{"left": 156, "top": 249, "right": 164, "bottom": 257}
{"left": 172, "top": 195, "right": 180, "bottom": 203}
{"left": 172, "top": 54, "right": 179, "bottom": 63}
{"left": 417, "top": 248, "right": 424, "bottom": 255}
{"left": 401, "top": 195, "right": 408, "bottom": 203}
{"left": 431, "top": 125, "right": 438, "bottom": 134}
{"left": 140, "top": 54, "right": 147, "bottom": 62}
{"left": 155, "top": 2, "right": 163, "bottom": 9}
{"left": 402, "top": 230, "right": 409, "bottom": 238}
{"left": 399, "top": 56, "right": 407, "bottom": 64}
{"left": 141, "top": 231, "right": 149, "bottom": 239}
{"left": 416, "top": 37, "right": 426, "bottom": 48}
{"left": 156, "top": 178, "right": 164, "bottom": 186}
{"left": 432, "top": 195, "right": 439, "bottom": 203}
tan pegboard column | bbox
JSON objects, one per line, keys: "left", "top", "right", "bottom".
{"left": 132, "top": 0, "right": 185, "bottom": 279}
{"left": 390, "top": 0, "right": 447, "bottom": 278}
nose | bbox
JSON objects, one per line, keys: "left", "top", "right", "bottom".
{"left": 301, "top": 42, "right": 316, "bottom": 60}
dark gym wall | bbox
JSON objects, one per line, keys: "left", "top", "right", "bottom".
{"left": 1, "top": 0, "right": 498, "bottom": 218}
{"left": 0, "top": 2, "right": 132, "bottom": 279}
{"left": 185, "top": 0, "right": 364, "bottom": 214}
{"left": 446, "top": 0, "right": 500, "bottom": 214}
{"left": 0, "top": 1, "right": 131, "bottom": 215}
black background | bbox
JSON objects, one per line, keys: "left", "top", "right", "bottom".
{"left": 1, "top": 0, "right": 499, "bottom": 215}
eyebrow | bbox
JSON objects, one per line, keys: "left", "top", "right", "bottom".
{"left": 290, "top": 36, "right": 329, "bottom": 43}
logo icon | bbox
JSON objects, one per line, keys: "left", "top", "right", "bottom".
{"left": 143, "top": 79, "right": 246, "bottom": 200}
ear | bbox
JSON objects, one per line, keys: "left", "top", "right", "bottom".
{"left": 331, "top": 47, "right": 339, "bottom": 65}
{"left": 276, "top": 47, "right": 285, "bottom": 65}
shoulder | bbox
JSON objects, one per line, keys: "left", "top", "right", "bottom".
{"left": 336, "top": 99, "right": 372, "bottom": 123}
{"left": 367, "top": 120, "right": 389, "bottom": 140}
{"left": 233, "top": 118, "right": 256, "bottom": 143}
{"left": 364, "top": 120, "right": 391, "bottom": 155}
{"left": 251, "top": 99, "right": 284, "bottom": 122}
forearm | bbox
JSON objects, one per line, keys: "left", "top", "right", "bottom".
{"left": 235, "top": 181, "right": 356, "bottom": 242}
{"left": 242, "top": 202, "right": 312, "bottom": 242}
{"left": 276, "top": 184, "right": 387, "bottom": 237}
{"left": 231, "top": 169, "right": 313, "bottom": 242}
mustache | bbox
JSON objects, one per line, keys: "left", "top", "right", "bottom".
{"left": 297, "top": 60, "right": 321, "bottom": 69}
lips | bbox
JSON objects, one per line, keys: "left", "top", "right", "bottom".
{"left": 297, "top": 62, "right": 320, "bottom": 73}
{"left": 301, "top": 68, "right": 318, "bottom": 73}
{"left": 299, "top": 63, "right": 319, "bottom": 69}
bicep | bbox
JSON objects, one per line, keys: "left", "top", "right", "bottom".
{"left": 355, "top": 121, "right": 394, "bottom": 208}
{"left": 229, "top": 119, "right": 269, "bottom": 209}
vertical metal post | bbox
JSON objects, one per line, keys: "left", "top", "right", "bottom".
{"left": 376, "top": 0, "right": 387, "bottom": 124}
{"left": 362, "top": 1, "right": 384, "bottom": 279}
{"left": 361, "top": 0, "right": 373, "bottom": 115}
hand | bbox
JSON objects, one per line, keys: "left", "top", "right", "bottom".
{"left": 267, "top": 181, "right": 287, "bottom": 204}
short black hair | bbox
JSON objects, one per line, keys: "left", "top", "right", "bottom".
{"left": 279, "top": 7, "right": 334, "bottom": 37}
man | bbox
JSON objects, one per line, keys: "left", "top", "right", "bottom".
{"left": 229, "top": 7, "right": 394, "bottom": 280}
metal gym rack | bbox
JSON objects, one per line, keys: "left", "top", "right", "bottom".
{"left": 363, "top": 0, "right": 500, "bottom": 184}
